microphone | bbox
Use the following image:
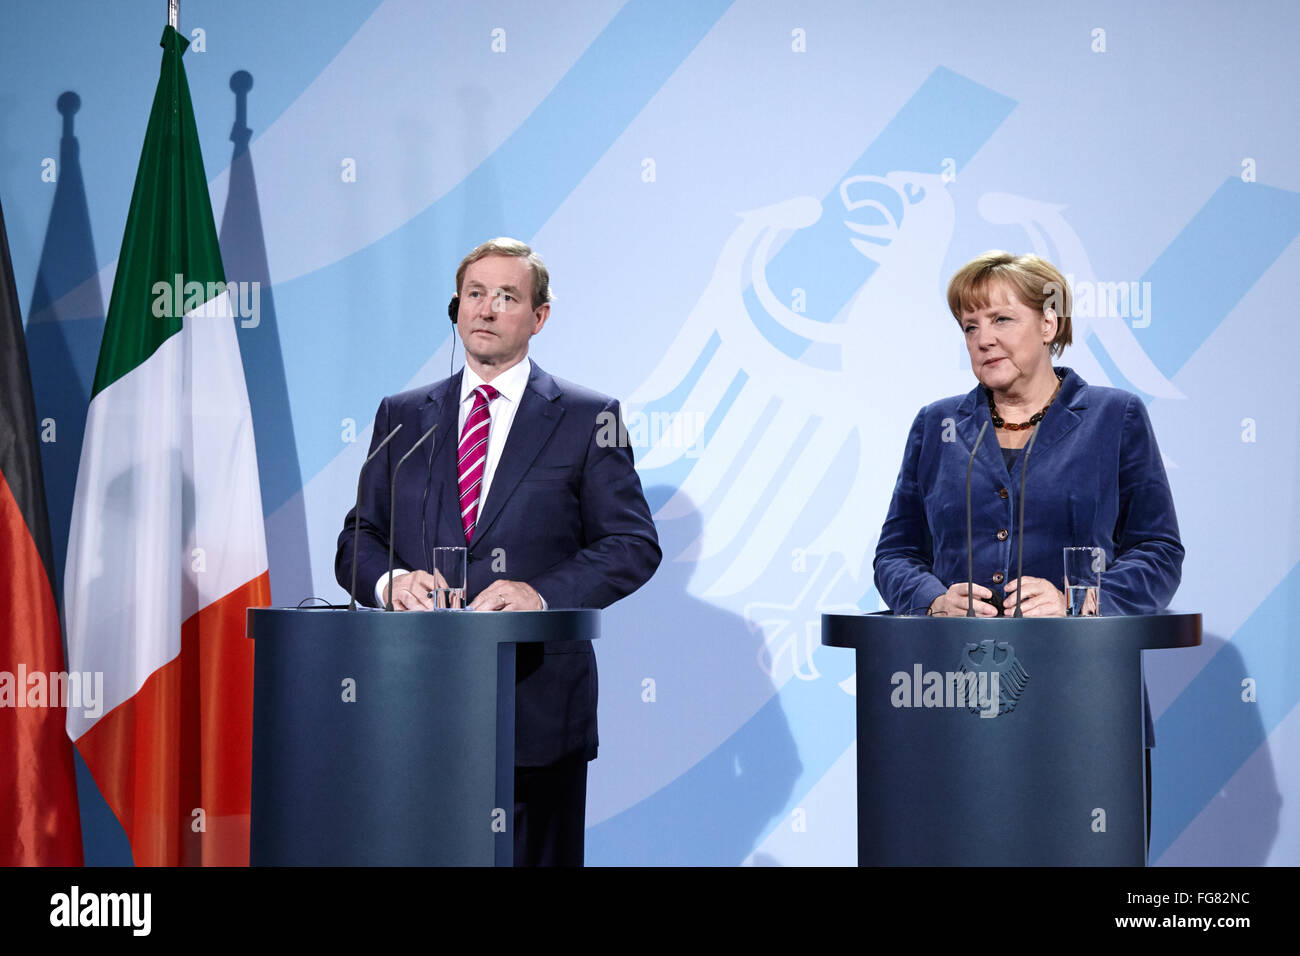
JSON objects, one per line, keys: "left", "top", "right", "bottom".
{"left": 421, "top": 416, "right": 439, "bottom": 574}
{"left": 1011, "top": 421, "right": 1042, "bottom": 618}
{"left": 348, "top": 424, "right": 404, "bottom": 610}
{"left": 386, "top": 423, "right": 439, "bottom": 610}
{"left": 966, "top": 421, "right": 990, "bottom": 617}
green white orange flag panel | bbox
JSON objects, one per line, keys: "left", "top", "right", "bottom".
{"left": 63, "top": 26, "right": 269, "bottom": 866}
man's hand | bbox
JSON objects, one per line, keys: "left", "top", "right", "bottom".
{"left": 1003, "top": 576, "right": 1067, "bottom": 617}
{"left": 384, "top": 569, "right": 453, "bottom": 611}
{"left": 470, "top": 579, "right": 543, "bottom": 611}
{"left": 929, "top": 582, "right": 998, "bottom": 617}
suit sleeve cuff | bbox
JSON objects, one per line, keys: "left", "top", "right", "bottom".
{"left": 376, "top": 569, "right": 408, "bottom": 607}
{"left": 909, "top": 577, "right": 948, "bottom": 616}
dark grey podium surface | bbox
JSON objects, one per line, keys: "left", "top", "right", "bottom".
{"left": 247, "top": 607, "right": 598, "bottom": 866}
{"left": 822, "top": 611, "right": 1200, "bottom": 866}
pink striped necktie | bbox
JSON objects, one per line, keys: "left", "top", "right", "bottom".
{"left": 457, "top": 383, "right": 499, "bottom": 542}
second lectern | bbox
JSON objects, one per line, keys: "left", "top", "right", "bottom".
{"left": 822, "top": 611, "right": 1200, "bottom": 866}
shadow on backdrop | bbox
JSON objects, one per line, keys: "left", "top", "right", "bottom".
{"left": 586, "top": 488, "right": 802, "bottom": 865}
{"left": 1153, "top": 633, "right": 1280, "bottom": 865}
{"left": 25, "top": 91, "right": 103, "bottom": 591}
{"left": 23, "top": 90, "right": 133, "bottom": 866}
{"left": 219, "top": 70, "right": 311, "bottom": 604}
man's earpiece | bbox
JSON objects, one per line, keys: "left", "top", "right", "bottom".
{"left": 447, "top": 295, "right": 459, "bottom": 324}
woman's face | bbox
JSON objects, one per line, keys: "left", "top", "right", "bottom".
{"left": 959, "top": 281, "right": 1056, "bottom": 395}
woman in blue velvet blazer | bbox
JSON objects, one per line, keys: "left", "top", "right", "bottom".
{"left": 873, "top": 251, "right": 1184, "bottom": 617}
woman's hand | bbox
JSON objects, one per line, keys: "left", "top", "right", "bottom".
{"left": 1003, "top": 576, "right": 1066, "bottom": 616}
{"left": 929, "top": 582, "right": 999, "bottom": 617}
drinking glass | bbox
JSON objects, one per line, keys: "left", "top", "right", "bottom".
{"left": 429, "top": 547, "right": 467, "bottom": 609}
{"left": 1062, "top": 546, "right": 1104, "bottom": 616}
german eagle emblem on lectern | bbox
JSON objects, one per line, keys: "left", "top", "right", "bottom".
{"left": 957, "top": 640, "right": 1030, "bottom": 717}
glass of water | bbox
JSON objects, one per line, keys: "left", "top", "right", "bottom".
{"left": 1062, "top": 547, "right": 1104, "bottom": 616}
{"left": 430, "top": 547, "right": 467, "bottom": 609}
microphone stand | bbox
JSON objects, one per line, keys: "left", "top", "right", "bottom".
{"left": 1012, "top": 420, "right": 1042, "bottom": 618}
{"left": 348, "top": 424, "right": 403, "bottom": 610}
{"left": 386, "top": 424, "right": 439, "bottom": 610}
{"left": 966, "top": 421, "right": 989, "bottom": 617}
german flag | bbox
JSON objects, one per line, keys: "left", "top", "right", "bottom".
{"left": 0, "top": 194, "right": 83, "bottom": 865}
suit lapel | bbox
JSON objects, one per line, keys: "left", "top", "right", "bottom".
{"left": 955, "top": 385, "right": 1005, "bottom": 482}
{"left": 422, "top": 372, "right": 465, "bottom": 546}
{"left": 470, "top": 362, "right": 564, "bottom": 551}
{"left": 1024, "top": 367, "right": 1086, "bottom": 457}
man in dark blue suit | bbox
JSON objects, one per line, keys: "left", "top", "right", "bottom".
{"left": 335, "top": 238, "right": 661, "bottom": 865}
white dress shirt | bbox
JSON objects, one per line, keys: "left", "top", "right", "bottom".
{"left": 377, "top": 357, "right": 543, "bottom": 607}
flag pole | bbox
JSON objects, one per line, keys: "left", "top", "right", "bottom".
{"left": 168, "top": 0, "right": 178, "bottom": 28}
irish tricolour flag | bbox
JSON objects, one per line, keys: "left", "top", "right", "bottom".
{"left": 63, "top": 26, "right": 269, "bottom": 866}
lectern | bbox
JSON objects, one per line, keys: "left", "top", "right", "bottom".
{"left": 821, "top": 612, "right": 1200, "bottom": 865}
{"left": 247, "top": 607, "right": 598, "bottom": 866}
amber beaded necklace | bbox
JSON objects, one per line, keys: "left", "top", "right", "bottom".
{"left": 987, "top": 371, "right": 1063, "bottom": 431}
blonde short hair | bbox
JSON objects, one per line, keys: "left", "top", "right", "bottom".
{"left": 455, "top": 237, "right": 553, "bottom": 310}
{"left": 946, "top": 251, "right": 1072, "bottom": 357}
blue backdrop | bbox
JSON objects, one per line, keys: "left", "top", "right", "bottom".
{"left": 5, "top": 0, "right": 1297, "bottom": 866}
